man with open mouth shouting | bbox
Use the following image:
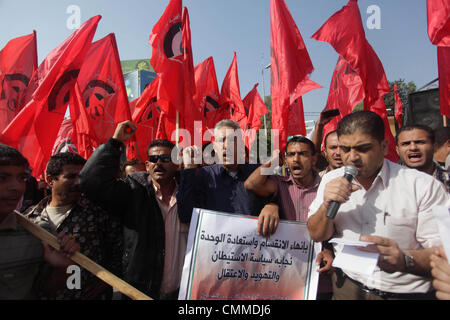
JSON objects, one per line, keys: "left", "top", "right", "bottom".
{"left": 396, "top": 125, "right": 449, "bottom": 192}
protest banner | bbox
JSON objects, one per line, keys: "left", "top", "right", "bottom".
{"left": 179, "top": 208, "right": 320, "bottom": 300}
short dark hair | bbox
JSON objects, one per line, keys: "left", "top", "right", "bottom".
{"left": 396, "top": 125, "right": 435, "bottom": 145}
{"left": 46, "top": 152, "right": 86, "bottom": 178}
{"left": 434, "top": 127, "right": 450, "bottom": 148}
{"left": 0, "top": 144, "right": 29, "bottom": 168}
{"left": 286, "top": 136, "right": 316, "bottom": 154}
{"left": 337, "top": 111, "right": 385, "bottom": 142}
{"left": 324, "top": 130, "right": 338, "bottom": 148}
{"left": 146, "top": 139, "right": 176, "bottom": 156}
{"left": 121, "top": 158, "right": 144, "bottom": 174}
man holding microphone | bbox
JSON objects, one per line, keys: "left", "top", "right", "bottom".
{"left": 307, "top": 111, "right": 450, "bottom": 300}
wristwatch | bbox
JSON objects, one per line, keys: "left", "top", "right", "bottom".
{"left": 402, "top": 250, "right": 415, "bottom": 273}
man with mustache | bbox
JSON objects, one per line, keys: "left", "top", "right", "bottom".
{"left": 27, "top": 152, "right": 123, "bottom": 299}
{"left": 0, "top": 145, "right": 80, "bottom": 299}
{"left": 396, "top": 125, "right": 449, "bottom": 192}
{"left": 80, "top": 121, "right": 188, "bottom": 300}
{"left": 307, "top": 111, "right": 450, "bottom": 300}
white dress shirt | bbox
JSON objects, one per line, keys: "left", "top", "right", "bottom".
{"left": 308, "top": 159, "right": 450, "bottom": 294}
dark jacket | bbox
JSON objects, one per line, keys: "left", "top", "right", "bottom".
{"left": 79, "top": 138, "right": 165, "bottom": 299}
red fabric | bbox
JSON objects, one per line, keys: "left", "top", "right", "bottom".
{"left": 219, "top": 52, "right": 247, "bottom": 123}
{"left": 129, "top": 77, "right": 161, "bottom": 161}
{"left": 181, "top": 7, "right": 202, "bottom": 146}
{"left": 393, "top": 84, "right": 403, "bottom": 128}
{"left": 312, "top": 0, "right": 397, "bottom": 162}
{"left": 149, "top": 0, "right": 183, "bottom": 118}
{"left": 243, "top": 83, "right": 268, "bottom": 130}
{"left": 52, "top": 119, "right": 78, "bottom": 155}
{"left": 427, "top": 0, "right": 450, "bottom": 46}
{"left": 287, "top": 98, "right": 307, "bottom": 138}
{"left": 0, "top": 16, "right": 101, "bottom": 177}
{"left": 322, "top": 56, "right": 364, "bottom": 148}
{"left": 270, "top": 0, "right": 322, "bottom": 152}
{"left": 0, "top": 31, "right": 37, "bottom": 132}
{"left": 240, "top": 84, "right": 268, "bottom": 150}
{"left": 194, "top": 56, "right": 221, "bottom": 130}
{"left": 70, "top": 33, "right": 132, "bottom": 159}
{"left": 438, "top": 46, "right": 450, "bottom": 118}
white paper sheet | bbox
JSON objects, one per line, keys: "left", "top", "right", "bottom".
{"left": 330, "top": 238, "right": 379, "bottom": 276}
{"left": 432, "top": 206, "right": 450, "bottom": 263}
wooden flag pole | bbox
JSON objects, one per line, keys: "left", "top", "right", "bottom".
{"left": 14, "top": 211, "right": 152, "bottom": 300}
{"left": 444, "top": 116, "right": 448, "bottom": 127}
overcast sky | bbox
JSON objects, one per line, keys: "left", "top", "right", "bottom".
{"left": 0, "top": 0, "right": 438, "bottom": 122}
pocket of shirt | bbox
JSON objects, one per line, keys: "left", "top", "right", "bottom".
{"left": 385, "top": 215, "right": 417, "bottom": 249}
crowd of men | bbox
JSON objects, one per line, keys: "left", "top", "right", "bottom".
{"left": 1, "top": 110, "right": 449, "bottom": 300}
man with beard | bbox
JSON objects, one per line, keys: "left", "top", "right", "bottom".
{"left": 319, "top": 130, "right": 343, "bottom": 177}
{"left": 79, "top": 121, "right": 188, "bottom": 300}
{"left": 396, "top": 125, "right": 449, "bottom": 192}
{"left": 27, "top": 152, "right": 123, "bottom": 299}
{"left": 308, "top": 111, "right": 450, "bottom": 300}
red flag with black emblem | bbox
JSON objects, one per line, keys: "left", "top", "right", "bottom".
{"left": 0, "top": 15, "right": 101, "bottom": 177}
{"left": 219, "top": 52, "right": 246, "bottom": 123}
{"left": 438, "top": 46, "right": 450, "bottom": 118}
{"left": 393, "top": 84, "right": 403, "bottom": 128}
{"left": 128, "top": 77, "right": 161, "bottom": 161}
{"left": 270, "top": 0, "right": 322, "bottom": 152}
{"left": 149, "top": 0, "right": 183, "bottom": 118}
{"left": 0, "top": 31, "right": 37, "bottom": 132}
{"left": 427, "top": 0, "right": 450, "bottom": 46}
{"left": 69, "top": 33, "right": 133, "bottom": 159}
{"left": 312, "top": 0, "right": 397, "bottom": 162}
{"left": 321, "top": 55, "right": 364, "bottom": 149}
{"left": 194, "top": 56, "right": 221, "bottom": 130}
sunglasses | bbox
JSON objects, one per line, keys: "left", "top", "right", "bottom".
{"left": 148, "top": 154, "right": 171, "bottom": 163}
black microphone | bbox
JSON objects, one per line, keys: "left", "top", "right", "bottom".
{"left": 326, "top": 165, "right": 358, "bottom": 219}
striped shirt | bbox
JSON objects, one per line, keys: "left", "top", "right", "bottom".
{"left": 269, "top": 171, "right": 321, "bottom": 223}
{"left": 0, "top": 212, "right": 43, "bottom": 299}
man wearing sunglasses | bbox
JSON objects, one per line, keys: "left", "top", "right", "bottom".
{"left": 79, "top": 121, "right": 188, "bottom": 300}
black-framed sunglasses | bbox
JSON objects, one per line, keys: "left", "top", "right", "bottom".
{"left": 148, "top": 154, "right": 171, "bottom": 163}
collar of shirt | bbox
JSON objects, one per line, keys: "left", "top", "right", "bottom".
{"left": 353, "top": 159, "right": 389, "bottom": 190}
{"left": 284, "top": 170, "right": 322, "bottom": 190}
{"left": 152, "top": 180, "right": 178, "bottom": 210}
{"left": 0, "top": 212, "right": 18, "bottom": 231}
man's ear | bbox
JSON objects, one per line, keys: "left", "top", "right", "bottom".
{"left": 46, "top": 175, "right": 54, "bottom": 187}
{"left": 312, "top": 153, "right": 318, "bottom": 166}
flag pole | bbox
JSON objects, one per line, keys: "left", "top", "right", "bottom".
{"left": 444, "top": 116, "right": 448, "bottom": 127}
{"left": 14, "top": 211, "right": 152, "bottom": 300}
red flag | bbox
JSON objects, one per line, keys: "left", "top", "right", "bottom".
{"left": 240, "top": 84, "right": 268, "bottom": 150}
{"left": 52, "top": 119, "right": 78, "bottom": 155}
{"left": 129, "top": 77, "right": 161, "bottom": 161}
{"left": 181, "top": 7, "right": 202, "bottom": 145}
{"left": 0, "top": 16, "right": 101, "bottom": 177}
{"left": 194, "top": 57, "right": 221, "bottom": 130}
{"left": 243, "top": 83, "right": 268, "bottom": 130}
{"left": 219, "top": 52, "right": 247, "bottom": 123}
{"left": 427, "top": 0, "right": 450, "bottom": 46}
{"left": 69, "top": 33, "right": 132, "bottom": 159}
{"left": 149, "top": 0, "right": 183, "bottom": 118}
{"left": 393, "top": 84, "right": 403, "bottom": 128}
{"left": 312, "top": 0, "right": 397, "bottom": 162}
{"left": 0, "top": 31, "right": 38, "bottom": 132}
{"left": 438, "top": 46, "right": 450, "bottom": 118}
{"left": 270, "top": 0, "right": 322, "bottom": 151}
{"left": 322, "top": 56, "right": 364, "bottom": 148}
